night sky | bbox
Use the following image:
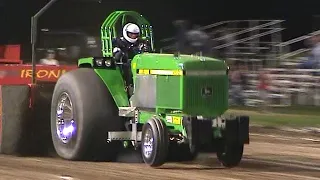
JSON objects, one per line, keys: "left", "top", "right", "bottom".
{"left": 1, "top": 0, "right": 320, "bottom": 58}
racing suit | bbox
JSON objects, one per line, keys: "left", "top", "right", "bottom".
{"left": 112, "top": 37, "right": 149, "bottom": 93}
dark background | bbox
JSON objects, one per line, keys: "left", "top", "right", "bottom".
{"left": 1, "top": 0, "right": 320, "bottom": 59}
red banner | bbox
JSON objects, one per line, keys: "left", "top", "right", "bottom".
{"left": 0, "top": 64, "right": 77, "bottom": 85}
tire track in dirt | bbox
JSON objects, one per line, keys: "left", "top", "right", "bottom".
{"left": 0, "top": 134, "right": 318, "bottom": 180}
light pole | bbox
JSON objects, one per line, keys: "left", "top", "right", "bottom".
{"left": 31, "top": 0, "right": 59, "bottom": 84}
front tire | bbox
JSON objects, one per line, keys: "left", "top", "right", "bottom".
{"left": 141, "top": 117, "right": 169, "bottom": 167}
{"left": 216, "top": 140, "right": 244, "bottom": 168}
{"left": 50, "top": 68, "right": 124, "bottom": 161}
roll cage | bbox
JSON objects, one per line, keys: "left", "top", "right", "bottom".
{"left": 100, "top": 11, "right": 155, "bottom": 57}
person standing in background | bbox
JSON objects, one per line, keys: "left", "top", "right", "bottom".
{"left": 40, "top": 49, "right": 59, "bottom": 66}
{"left": 257, "top": 69, "right": 271, "bottom": 112}
{"left": 298, "top": 35, "right": 320, "bottom": 72}
{"left": 230, "top": 61, "right": 245, "bottom": 105}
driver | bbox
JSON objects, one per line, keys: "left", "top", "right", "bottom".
{"left": 112, "top": 23, "right": 150, "bottom": 95}
{"left": 112, "top": 23, "right": 149, "bottom": 62}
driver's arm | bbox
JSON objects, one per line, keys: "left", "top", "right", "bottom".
{"left": 112, "top": 38, "right": 125, "bottom": 61}
{"left": 113, "top": 47, "right": 124, "bottom": 61}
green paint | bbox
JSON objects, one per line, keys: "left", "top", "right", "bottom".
{"left": 131, "top": 53, "right": 229, "bottom": 117}
{"left": 182, "top": 74, "right": 228, "bottom": 116}
{"left": 132, "top": 53, "right": 226, "bottom": 71}
{"left": 78, "top": 57, "right": 129, "bottom": 107}
{"left": 138, "top": 111, "right": 186, "bottom": 134}
{"left": 163, "top": 113, "right": 186, "bottom": 134}
{"left": 78, "top": 57, "right": 93, "bottom": 67}
{"left": 123, "top": 141, "right": 129, "bottom": 148}
{"left": 156, "top": 76, "right": 182, "bottom": 109}
{"left": 94, "top": 68, "right": 129, "bottom": 107}
{"left": 137, "top": 111, "right": 155, "bottom": 124}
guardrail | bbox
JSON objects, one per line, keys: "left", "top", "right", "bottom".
{"left": 213, "top": 28, "right": 284, "bottom": 49}
{"left": 160, "top": 19, "right": 284, "bottom": 44}
{"left": 159, "top": 20, "right": 284, "bottom": 65}
{"left": 278, "top": 48, "right": 311, "bottom": 60}
{"left": 275, "top": 29, "right": 320, "bottom": 60}
{"left": 212, "top": 20, "right": 284, "bottom": 42}
{"left": 231, "top": 68, "right": 320, "bottom": 107}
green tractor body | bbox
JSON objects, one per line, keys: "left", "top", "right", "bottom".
{"left": 131, "top": 53, "right": 228, "bottom": 117}
{"left": 51, "top": 10, "right": 249, "bottom": 168}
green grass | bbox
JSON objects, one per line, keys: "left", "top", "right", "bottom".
{"left": 225, "top": 106, "right": 320, "bottom": 128}
{"left": 230, "top": 105, "right": 320, "bottom": 116}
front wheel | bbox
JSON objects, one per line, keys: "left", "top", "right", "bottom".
{"left": 141, "top": 117, "right": 169, "bottom": 167}
{"left": 216, "top": 140, "right": 244, "bottom": 168}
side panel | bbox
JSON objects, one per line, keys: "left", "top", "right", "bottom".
{"left": 183, "top": 75, "right": 228, "bottom": 116}
{"left": 182, "top": 60, "right": 229, "bottom": 117}
{"left": 131, "top": 74, "right": 156, "bottom": 108}
{"left": 94, "top": 68, "right": 129, "bottom": 107}
{"left": 156, "top": 75, "right": 182, "bottom": 109}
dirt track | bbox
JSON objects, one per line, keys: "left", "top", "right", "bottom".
{"left": 0, "top": 132, "right": 319, "bottom": 180}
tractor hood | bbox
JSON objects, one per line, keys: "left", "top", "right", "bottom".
{"left": 132, "top": 53, "right": 228, "bottom": 72}
{"left": 131, "top": 53, "right": 229, "bottom": 117}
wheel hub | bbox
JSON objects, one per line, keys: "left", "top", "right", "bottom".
{"left": 56, "top": 92, "right": 76, "bottom": 144}
{"left": 142, "top": 128, "right": 154, "bottom": 159}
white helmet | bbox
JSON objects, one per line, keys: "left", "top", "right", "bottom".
{"left": 123, "top": 23, "right": 140, "bottom": 43}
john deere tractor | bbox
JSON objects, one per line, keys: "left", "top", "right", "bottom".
{"left": 50, "top": 10, "right": 249, "bottom": 167}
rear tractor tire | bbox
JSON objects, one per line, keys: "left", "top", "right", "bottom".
{"left": 50, "top": 68, "right": 124, "bottom": 161}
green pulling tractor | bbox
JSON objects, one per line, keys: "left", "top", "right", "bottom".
{"left": 51, "top": 10, "right": 249, "bottom": 167}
